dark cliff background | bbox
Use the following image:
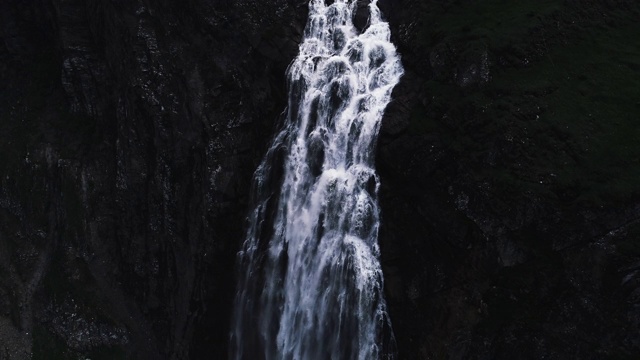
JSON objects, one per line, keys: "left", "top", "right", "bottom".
{"left": 0, "top": 0, "right": 638, "bottom": 359}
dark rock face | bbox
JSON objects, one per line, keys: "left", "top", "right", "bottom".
{"left": 376, "top": 0, "right": 640, "bottom": 359}
{"left": 1, "top": 0, "right": 307, "bottom": 358}
{"left": 1, "top": 0, "right": 639, "bottom": 359}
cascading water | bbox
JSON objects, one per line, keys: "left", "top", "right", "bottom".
{"left": 231, "top": 1, "right": 403, "bottom": 359}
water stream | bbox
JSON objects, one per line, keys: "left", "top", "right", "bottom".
{"left": 231, "top": 1, "right": 403, "bottom": 358}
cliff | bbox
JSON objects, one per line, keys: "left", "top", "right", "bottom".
{"left": 0, "top": 0, "right": 638, "bottom": 359}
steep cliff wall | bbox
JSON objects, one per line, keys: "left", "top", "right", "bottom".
{"left": 1, "top": 0, "right": 639, "bottom": 359}
{"left": 1, "top": 0, "right": 306, "bottom": 358}
{"left": 377, "top": 0, "right": 640, "bottom": 358}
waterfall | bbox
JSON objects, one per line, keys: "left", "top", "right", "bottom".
{"left": 230, "top": 1, "right": 403, "bottom": 359}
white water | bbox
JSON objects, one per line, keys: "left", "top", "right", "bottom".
{"left": 231, "top": 1, "right": 403, "bottom": 359}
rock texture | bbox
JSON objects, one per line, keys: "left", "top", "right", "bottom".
{"left": 1, "top": 0, "right": 639, "bottom": 359}
{"left": 1, "top": 0, "right": 307, "bottom": 358}
{"left": 377, "top": 0, "right": 640, "bottom": 359}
